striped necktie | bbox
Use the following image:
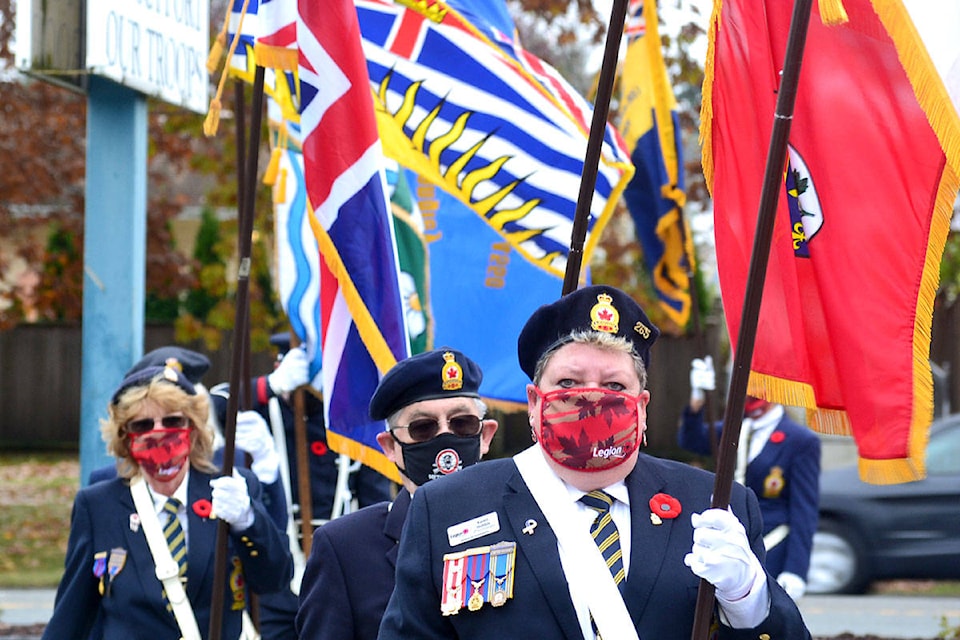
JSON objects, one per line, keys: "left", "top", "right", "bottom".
{"left": 163, "top": 498, "right": 187, "bottom": 577}
{"left": 579, "top": 490, "right": 625, "bottom": 587}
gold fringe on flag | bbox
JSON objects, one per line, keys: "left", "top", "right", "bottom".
{"left": 204, "top": 0, "right": 252, "bottom": 138}
{"left": 817, "top": 0, "right": 848, "bottom": 26}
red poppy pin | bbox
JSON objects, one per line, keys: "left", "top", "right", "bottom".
{"left": 311, "top": 441, "right": 328, "bottom": 456}
{"left": 770, "top": 431, "right": 786, "bottom": 444}
{"left": 192, "top": 499, "right": 213, "bottom": 519}
{"left": 649, "top": 493, "right": 681, "bottom": 525}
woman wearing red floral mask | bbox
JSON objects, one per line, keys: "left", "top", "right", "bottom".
{"left": 380, "top": 286, "right": 811, "bottom": 640}
{"left": 43, "top": 366, "right": 292, "bottom": 640}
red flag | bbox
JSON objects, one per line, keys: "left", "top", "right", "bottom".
{"left": 703, "top": 0, "right": 960, "bottom": 483}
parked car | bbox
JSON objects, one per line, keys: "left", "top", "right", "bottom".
{"left": 806, "top": 413, "right": 960, "bottom": 594}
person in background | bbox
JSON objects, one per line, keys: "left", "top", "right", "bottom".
{"left": 296, "top": 347, "right": 499, "bottom": 640}
{"left": 89, "top": 346, "right": 287, "bottom": 530}
{"left": 43, "top": 365, "right": 292, "bottom": 640}
{"left": 378, "top": 285, "right": 811, "bottom": 639}
{"left": 679, "top": 356, "right": 821, "bottom": 601}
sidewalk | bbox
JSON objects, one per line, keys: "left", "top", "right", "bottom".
{"left": 0, "top": 588, "right": 53, "bottom": 631}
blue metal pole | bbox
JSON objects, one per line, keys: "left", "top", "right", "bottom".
{"left": 79, "top": 76, "right": 147, "bottom": 486}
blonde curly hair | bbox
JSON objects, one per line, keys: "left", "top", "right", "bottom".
{"left": 100, "top": 371, "right": 218, "bottom": 480}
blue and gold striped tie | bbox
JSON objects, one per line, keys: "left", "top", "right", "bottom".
{"left": 579, "top": 490, "right": 625, "bottom": 587}
{"left": 163, "top": 498, "right": 187, "bottom": 578}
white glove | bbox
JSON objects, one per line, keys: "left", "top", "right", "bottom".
{"left": 689, "top": 356, "right": 716, "bottom": 404}
{"left": 684, "top": 507, "right": 764, "bottom": 602}
{"left": 211, "top": 471, "right": 255, "bottom": 531}
{"left": 235, "top": 410, "right": 280, "bottom": 484}
{"left": 267, "top": 347, "right": 310, "bottom": 395}
{"left": 776, "top": 571, "right": 806, "bottom": 601}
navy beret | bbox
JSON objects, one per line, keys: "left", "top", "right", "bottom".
{"left": 517, "top": 285, "right": 660, "bottom": 380}
{"left": 270, "top": 332, "right": 292, "bottom": 355}
{"left": 111, "top": 365, "right": 197, "bottom": 405}
{"left": 369, "top": 348, "right": 483, "bottom": 421}
{"left": 126, "top": 346, "right": 210, "bottom": 384}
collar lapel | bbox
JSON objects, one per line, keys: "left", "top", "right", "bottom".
{"left": 385, "top": 490, "right": 412, "bottom": 569}
{"left": 186, "top": 470, "right": 217, "bottom": 599}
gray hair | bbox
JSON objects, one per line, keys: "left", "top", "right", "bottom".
{"left": 532, "top": 330, "right": 647, "bottom": 388}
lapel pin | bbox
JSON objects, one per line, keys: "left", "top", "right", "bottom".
{"left": 522, "top": 519, "right": 537, "bottom": 535}
{"left": 129, "top": 513, "right": 141, "bottom": 533}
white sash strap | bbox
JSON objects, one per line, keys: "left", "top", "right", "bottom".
{"left": 763, "top": 523, "right": 790, "bottom": 551}
{"left": 514, "top": 447, "right": 639, "bottom": 640}
{"left": 130, "top": 476, "right": 202, "bottom": 640}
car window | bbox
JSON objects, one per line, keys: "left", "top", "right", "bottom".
{"left": 926, "top": 424, "right": 960, "bottom": 475}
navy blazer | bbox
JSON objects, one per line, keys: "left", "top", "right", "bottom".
{"left": 378, "top": 454, "right": 811, "bottom": 640}
{"left": 679, "top": 407, "right": 821, "bottom": 578}
{"left": 296, "top": 490, "right": 411, "bottom": 640}
{"left": 43, "top": 468, "right": 293, "bottom": 640}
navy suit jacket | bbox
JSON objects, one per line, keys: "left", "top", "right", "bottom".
{"left": 679, "top": 407, "right": 821, "bottom": 578}
{"left": 378, "top": 454, "right": 810, "bottom": 640}
{"left": 43, "top": 468, "right": 293, "bottom": 640}
{"left": 296, "top": 490, "right": 411, "bottom": 640}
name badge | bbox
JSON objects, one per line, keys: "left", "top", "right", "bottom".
{"left": 447, "top": 512, "right": 500, "bottom": 547}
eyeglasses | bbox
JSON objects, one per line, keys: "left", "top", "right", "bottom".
{"left": 125, "top": 415, "right": 190, "bottom": 434}
{"left": 391, "top": 415, "right": 483, "bottom": 443}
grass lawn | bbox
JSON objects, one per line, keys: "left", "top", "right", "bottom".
{"left": 0, "top": 452, "right": 78, "bottom": 588}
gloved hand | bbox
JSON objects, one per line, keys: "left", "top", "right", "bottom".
{"left": 235, "top": 410, "right": 280, "bottom": 484}
{"left": 267, "top": 346, "right": 310, "bottom": 395}
{"left": 776, "top": 571, "right": 806, "bottom": 601}
{"left": 211, "top": 471, "right": 255, "bottom": 531}
{"left": 689, "top": 356, "right": 716, "bottom": 405}
{"left": 684, "top": 507, "right": 764, "bottom": 602}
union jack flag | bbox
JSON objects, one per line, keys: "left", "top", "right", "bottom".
{"left": 298, "top": 0, "right": 408, "bottom": 482}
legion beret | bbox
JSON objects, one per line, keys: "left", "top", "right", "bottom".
{"left": 111, "top": 365, "right": 197, "bottom": 405}
{"left": 517, "top": 285, "right": 660, "bottom": 380}
{"left": 369, "top": 348, "right": 483, "bottom": 421}
{"left": 126, "top": 346, "right": 211, "bottom": 384}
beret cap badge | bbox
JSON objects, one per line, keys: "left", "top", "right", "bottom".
{"left": 441, "top": 351, "right": 465, "bottom": 391}
{"left": 589, "top": 293, "right": 620, "bottom": 334}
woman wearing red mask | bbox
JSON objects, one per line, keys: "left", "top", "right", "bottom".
{"left": 379, "top": 285, "right": 811, "bottom": 640}
{"left": 43, "top": 366, "right": 292, "bottom": 640}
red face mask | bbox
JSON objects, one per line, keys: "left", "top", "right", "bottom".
{"left": 535, "top": 387, "right": 641, "bottom": 472}
{"left": 129, "top": 428, "right": 192, "bottom": 480}
{"left": 743, "top": 397, "right": 771, "bottom": 419}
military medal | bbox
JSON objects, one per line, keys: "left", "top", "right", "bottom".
{"left": 229, "top": 557, "right": 246, "bottom": 611}
{"left": 465, "top": 552, "right": 489, "bottom": 611}
{"left": 105, "top": 548, "right": 127, "bottom": 597}
{"left": 93, "top": 551, "right": 107, "bottom": 595}
{"left": 487, "top": 541, "right": 516, "bottom": 607}
{"left": 440, "top": 552, "right": 467, "bottom": 615}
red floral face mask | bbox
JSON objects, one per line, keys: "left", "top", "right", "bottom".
{"left": 129, "top": 428, "right": 192, "bottom": 480}
{"left": 534, "top": 387, "right": 641, "bottom": 472}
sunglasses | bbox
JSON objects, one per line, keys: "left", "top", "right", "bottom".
{"left": 126, "top": 415, "right": 190, "bottom": 434}
{"left": 391, "top": 414, "right": 483, "bottom": 443}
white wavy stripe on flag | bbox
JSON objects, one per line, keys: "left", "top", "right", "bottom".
{"left": 274, "top": 148, "right": 322, "bottom": 385}
{"left": 903, "top": 0, "right": 960, "bottom": 114}
{"left": 365, "top": 58, "right": 620, "bottom": 266}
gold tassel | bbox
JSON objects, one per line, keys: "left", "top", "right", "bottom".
{"left": 203, "top": 97, "right": 222, "bottom": 137}
{"left": 818, "top": 0, "right": 848, "bottom": 26}
{"left": 206, "top": 34, "right": 226, "bottom": 74}
{"left": 263, "top": 147, "right": 281, "bottom": 186}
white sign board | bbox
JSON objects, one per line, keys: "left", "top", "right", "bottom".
{"left": 86, "top": 0, "right": 210, "bottom": 114}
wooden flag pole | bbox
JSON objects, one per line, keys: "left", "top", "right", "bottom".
{"left": 209, "top": 64, "right": 266, "bottom": 640}
{"left": 287, "top": 331, "right": 315, "bottom": 555}
{"left": 689, "top": 0, "right": 814, "bottom": 637}
{"left": 561, "top": 0, "right": 628, "bottom": 295}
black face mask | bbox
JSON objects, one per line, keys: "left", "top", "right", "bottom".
{"left": 396, "top": 432, "right": 482, "bottom": 487}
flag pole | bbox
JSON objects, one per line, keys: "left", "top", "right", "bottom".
{"left": 689, "top": 0, "right": 814, "bottom": 637}
{"left": 209, "top": 64, "right": 267, "bottom": 640}
{"left": 561, "top": 0, "right": 628, "bottom": 295}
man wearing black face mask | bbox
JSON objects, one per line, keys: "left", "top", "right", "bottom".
{"left": 295, "top": 347, "right": 498, "bottom": 640}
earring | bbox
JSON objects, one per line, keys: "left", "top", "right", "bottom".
{"left": 642, "top": 432, "right": 648, "bottom": 448}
